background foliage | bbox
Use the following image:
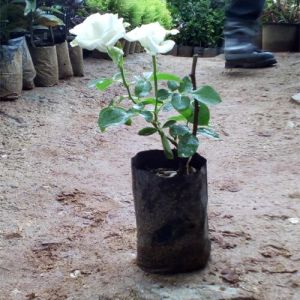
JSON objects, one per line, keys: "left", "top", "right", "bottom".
{"left": 261, "top": 0, "right": 300, "bottom": 24}
{"left": 85, "top": 0, "right": 173, "bottom": 29}
{"left": 166, "top": 0, "right": 227, "bottom": 47}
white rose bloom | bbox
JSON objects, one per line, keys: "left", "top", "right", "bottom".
{"left": 125, "top": 22, "right": 179, "bottom": 55}
{"left": 70, "top": 13, "right": 127, "bottom": 53}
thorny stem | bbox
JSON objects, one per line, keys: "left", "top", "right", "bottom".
{"left": 167, "top": 136, "right": 178, "bottom": 147}
{"left": 151, "top": 56, "right": 178, "bottom": 149}
{"left": 186, "top": 55, "right": 199, "bottom": 174}
{"left": 119, "top": 65, "right": 136, "bottom": 104}
{"left": 152, "top": 55, "right": 159, "bottom": 123}
{"left": 191, "top": 55, "right": 199, "bottom": 136}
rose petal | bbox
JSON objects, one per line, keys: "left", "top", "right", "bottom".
{"left": 156, "top": 40, "right": 176, "bottom": 54}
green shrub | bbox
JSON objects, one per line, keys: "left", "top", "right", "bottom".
{"left": 85, "top": 0, "right": 173, "bottom": 29}
{"left": 262, "top": 0, "right": 300, "bottom": 24}
{"left": 167, "top": 0, "right": 226, "bottom": 47}
{"left": 85, "top": 0, "right": 109, "bottom": 12}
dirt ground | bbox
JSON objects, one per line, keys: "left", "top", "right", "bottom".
{"left": 1, "top": 52, "right": 300, "bottom": 300}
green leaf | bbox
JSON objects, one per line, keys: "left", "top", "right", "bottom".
{"left": 135, "top": 80, "right": 152, "bottom": 98}
{"left": 107, "top": 47, "right": 124, "bottom": 67}
{"left": 162, "top": 120, "right": 176, "bottom": 128}
{"left": 171, "top": 94, "right": 194, "bottom": 122}
{"left": 125, "top": 119, "right": 132, "bottom": 126}
{"left": 180, "top": 106, "right": 194, "bottom": 119}
{"left": 192, "top": 85, "right": 222, "bottom": 106}
{"left": 132, "top": 103, "right": 145, "bottom": 110}
{"left": 170, "top": 124, "right": 190, "bottom": 137}
{"left": 168, "top": 80, "right": 179, "bottom": 91}
{"left": 112, "top": 72, "right": 122, "bottom": 81}
{"left": 197, "top": 103, "right": 210, "bottom": 126}
{"left": 139, "top": 98, "right": 158, "bottom": 106}
{"left": 186, "top": 103, "right": 210, "bottom": 126}
{"left": 171, "top": 94, "right": 191, "bottom": 111}
{"left": 168, "top": 115, "right": 187, "bottom": 122}
{"left": 151, "top": 72, "right": 181, "bottom": 82}
{"left": 98, "top": 107, "right": 129, "bottom": 132}
{"left": 138, "top": 127, "right": 158, "bottom": 136}
{"left": 143, "top": 72, "right": 153, "bottom": 80}
{"left": 95, "top": 79, "right": 114, "bottom": 91}
{"left": 161, "top": 135, "right": 174, "bottom": 160}
{"left": 139, "top": 111, "right": 153, "bottom": 122}
{"left": 126, "top": 108, "right": 137, "bottom": 117}
{"left": 89, "top": 78, "right": 114, "bottom": 90}
{"left": 178, "top": 134, "right": 199, "bottom": 158}
{"left": 32, "top": 25, "right": 48, "bottom": 30}
{"left": 24, "top": 0, "right": 36, "bottom": 15}
{"left": 197, "top": 127, "right": 219, "bottom": 139}
{"left": 179, "top": 76, "right": 193, "bottom": 93}
{"left": 157, "top": 89, "right": 170, "bottom": 100}
{"left": 162, "top": 102, "right": 174, "bottom": 112}
{"left": 34, "top": 9, "right": 64, "bottom": 27}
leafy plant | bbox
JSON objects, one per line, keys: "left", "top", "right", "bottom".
{"left": 85, "top": 0, "right": 172, "bottom": 29}
{"left": 167, "top": 0, "right": 227, "bottom": 47}
{"left": 71, "top": 14, "right": 222, "bottom": 174}
{"left": 0, "top": 1, "right": 28, "bottom": 42}
{"left": 262, "top": 0, "right": 300, "bottom": 24}
{"left": 97, "top": 53, "right": 221, "bottom": 172}
{"left": 0, "top": 0, "right": 64, "bottom": 44}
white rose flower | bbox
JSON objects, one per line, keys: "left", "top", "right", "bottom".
{"left": 70, "top": 13, "right": 127, "bottom": 53}
{"left": 125, "top": 22, "right": 179, "bottom": 55}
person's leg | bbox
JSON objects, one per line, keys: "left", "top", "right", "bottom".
{"left": 226, "top": 0, "right": 265, "bottom": 20}
{"left": 224, "top": 0, "right": 277, "bottom": 68}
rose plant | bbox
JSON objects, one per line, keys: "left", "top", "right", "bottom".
{"left": 70, "top": 12, "right": 222, "bottom": 273}
{"left": 70, "top": 12, "right": 221, "bottom": 172}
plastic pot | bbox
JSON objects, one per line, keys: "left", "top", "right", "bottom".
{"left": 123, "top": 41, "right": 131, "bottom": 56}
{"left": 0, "top": 39, "right": 23, "bottom": 100}
{"left": 131, "top": 150, "right": 211, "bottom": 274}
{"left": 8, "top": 36, "right": 36, "bottom": 90}
{"left": 262, "top": 23, "right": 298, "bottom": 52}
{"left": 193, "top": 47, "right": 204, "bottom": 57}
{"left": 135, "top": 42, "right": 142, "bottom": 53}
{"left": 29, "top": 45, "right": 59, "bottom": 87}
{"left": 69, "top": 45, "right": 84, "bottom": 77}
{"left": 91, "top": 50, "right": 111, "bottom": 60}
{"left": 165, "top": 44, "right": 178, "bottom": 56}
{"left": 177, "top": 45, "right": 194, "bottom": 57}
{"left": 203, "top": 47, "right": 219, "bottom": 58}
{"left": 129, "top": 41, "right": 137, "bottom": 54}
{"left": 56, "top": 41, "right": 73, "bottom": 79}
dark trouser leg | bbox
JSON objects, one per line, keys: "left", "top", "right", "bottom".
{"left": 224, "top": 0, "right": 276, "bottom": 68}
{"left": 226, "top": 0, "right": 265, "bottom": 20}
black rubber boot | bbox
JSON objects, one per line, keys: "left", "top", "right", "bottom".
{"left": 225, "top": 50, "right": 277, "bottom": 68}
{"left": 224, "top": 20, "right": 277, "bottom": 68}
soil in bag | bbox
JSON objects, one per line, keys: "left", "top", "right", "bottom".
{"left": 8, "top": 37, "right": 36, "bottom": 90}
{"left": 56, "top": 41, "right": 73, "bottom": 79}
{"left": 69, "top": 45, "right": 84, "bottom": 77}
{"left": 0, "top": 39, "right": 22, "bottom": 100}
{"left": 131, "top": 150, "right": 211, "bottom": 274}
{"left": 29, "top": 44, "right": 59, "bottom": 87}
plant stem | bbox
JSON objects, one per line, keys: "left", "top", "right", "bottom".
{"left": 190, "top": 55, "right": 199, "bottom": 136}
{"left": 151, "top": 56, "right": 178, "bottom": 149}
{"left": 186, "top": 54, "right": 199, "bottom": 174}
{"left": 119, "top": 65, "right": 136, "bottom": 104}
{"left": 152, "top": 55, "right": 159, "bottom": 123}
{"left": 167, "top": 136, "right": 178, "bottom": 147}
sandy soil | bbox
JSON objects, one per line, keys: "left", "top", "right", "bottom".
{"left": 1, "top": 53, "right": 300, "bottom": 300}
